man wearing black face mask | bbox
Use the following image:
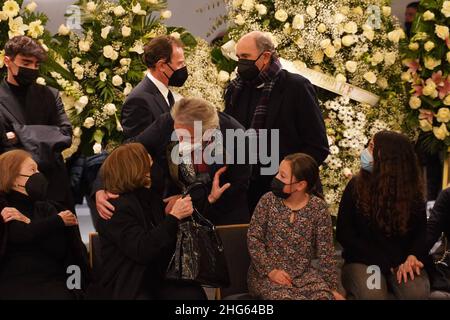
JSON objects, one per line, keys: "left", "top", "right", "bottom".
{"left": 224, "top": 31, "right": 329, "bottom": 214}
{"left": 121, "top": 35, "right": 188, "bottom": 140}
{"left": 405, "top": 2, "right": 419, "bottom": 38}
{"left": 0, "top": 36, "right": 74, "bottom": 212}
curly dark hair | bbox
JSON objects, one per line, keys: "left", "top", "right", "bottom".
{"left": 4, "top": 36, "right": 47, "bottom": 62}
{"left": 355, "top": 131, "right": 424, "bottom": 236}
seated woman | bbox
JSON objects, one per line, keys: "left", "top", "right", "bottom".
{"left": 247, "top": 153, "right": 342, "bottom": 300}
{"left": 91, "top": 143, "right": 215, "bottom": 300}
{"left": 336, "top": 130, "right": 430, "bottom": 300}
{"left": 0, "top": 149, "right": 88, "bottom": 300}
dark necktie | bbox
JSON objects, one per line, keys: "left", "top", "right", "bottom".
{"left": 167, "top": 90, "right": 175, "bottom": 108}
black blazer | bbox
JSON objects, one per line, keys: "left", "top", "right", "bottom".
{"left": 426, "top": 187, "right": 450, "bottom": 251}
{"left": 224, "top": 70, "right": 329, "bottom": 165}
{"left": 91, "top": 187, "right": 179, "bottom": 300}
{"left": 0, "top": 79, "right": 74, "bottom": 209}
{"left": 121, "top": 76, "right": 171, "bottom": 140}
{"left": 135, "top": 112, "right": 251, "bottom": 225}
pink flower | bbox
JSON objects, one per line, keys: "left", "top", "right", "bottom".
{"left": 405, "top": 59, "right": 420, "bottom": 74}
{"left": 419, "top": 109, "right": 434, "bottom": 123}
{"left": 438, "top": 76, "right": 450, "bottom": 99}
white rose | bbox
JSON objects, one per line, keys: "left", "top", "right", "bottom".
{"left": 132, "top": 3, "right": 146, "bottom": 15}
{"left": 324, "top": 45, "right": 336, "bottom": 58}
{"left": 78, "top": 40, "right": 91, "bottom": 52}
{"left": 363, "top": 29, "right": 375, "bottom": 41}
{"left": 436, "top": 108, "right": 450, "bottom": 123}
{"left": 234, "top": 14, "right": 245, "bottom": 26}
{"left": 83, "top": 117, "right": 95, "bottom": 129}
{"left": 93, "top": 143, "right": 102, "bottom": 154}
{"left": 342, "top": 35, "right": 355, "bottom": 46}
{"left": 382, "top": 6, "right": 391, "bottom": 17}
{"left": 408, "top": 42, "right": 419, "bottom": 51}
{"left": 78, "top": 96, "right": 89, "bottom": 107}
{"left": 217, "top": 70, "right": 230, "bottom": 83}
{"left": 0, "top": 11, "right": 8, "bottom": 21}
{"left": 120, "top": 58, "right": 131, "bottom": 66}
{"left": 129, "top": 41, "right": 144, "bottom": 55}
{"left": 3, "top": 0, "right": 20, "bottom": 18}
{"left": 345, "top": 61, "right": 357, "bottom": 73}
{"left": 295, "top": 37, "right": 305, "bottom": 49}
{"left": 424, "top": 41, "right": 435, "bottom": 52}
{"left": 241, "top": 0, "right": 254, "bottom": 11}
{"left": 409, "top": 96, "right": 421, "bottom": 109}
{"left": 377, "top": 77, "right": 388, "bottom": 89}
{"left": 306, "top": 5, "right": 316, "bottom": 18}
{"left": 423, "top": 83, "right": 436, "bottom": 96}
{"left": 342, "top": 168, "right": 353, "bottom": 178}
{"left": 274, "top": 9, "right": 288, "bottom": 22}
{"left": 86, "top": 1, "right": 97, "bottom": 12}
{"left": 170, "top": 32, "right": 180, "bottom": 39}
{"left": 336, "top": 74, "right": 347, "bottom": 83}
{"left": 0, "top": 50, "right": 5, "bottom": 68}
{"left": 123, "top": 83, "right": 133, "bottom": 96}
{"left": 104, "top": 103, "right": 117, "bottom": 116}
{"left": 320, "top": 39, "right": 331, "bottom": 49}
{"left": 36, "top": 77, "right": 46, "bottom": 86}
{"left": 312, "top": 50, "right": 324, "bottom": 64}
{"left": 113, "top": 5, "right": 126, "bottom": 16}
{"left": 363, "top": 71, "right": 377, "bottom": 84}
{"left": 344, "top": 21, "right": 358, "bottom": 34}
{"left": 435, "top": 25, "right": 449, "bottom": 40}
{"left": 419, "top": 119, "right": 433, "bottom": 132}
{"left": 101, "top": 26, "right": 112, "bottom": 39}
{"left": 283, "top": 23, "right": 291, "bottom": 35}
{"left": 99, "top": 72, "right": 107, "bottom": 82}
{"left": 112, "top": 75, "right": 123, "bottom": 87}
{"left": 161, "top": 10, "right": 172, "bottom": 19}
{"left": 103, "top": 45, "right": 116, "bottom": 59}
{"left": 122, "top": 26, "right": 131, "bottom": 37}
{"left": 423, "top": 10, "right": 435, "bottom": 21}
{"left": 58, "top": 24, "right": 70, "bottom": 36}
{"left": 26, "top": 1, "right": 37, "bottom": 12}
{"left": 433, "top": 123, "right": 450, "bottom": 140}
{"left": 445, "top": 95, "right": 450, "bottom": 106}
{"left": 333, "top": 38, "right": 342, "bottom": 50}
{"left": 388, "top": 29, "right": 405, "bottom": 43}
{"left": 255, "top": 4, "right": 267, "bottom": 15}
{"left": 371, "top": 51, "right": 384, "bottom": 66}
{"left": 317, "top": 23, "right": 327, "bottom": 33}
{"left": 401, "top": 72, "right": 412, "bottom": 82}
{"left": 334, "top": 13, "right": 346, "bottom": 24}
{"left": 384, "top": 52, "right": 396, "bottom": 67}
{"left": 424, "top": 56, "right": 441, "bottom": 70}
{"left": 442, "top": 1, "right": 450, "bottom": 18}
{"left": 292, "top": 14, "right": 304, "bottom": 30}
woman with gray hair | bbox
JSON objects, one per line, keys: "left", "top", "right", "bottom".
{"left": 95, "top": 97, "right": 252, "bottom": 226}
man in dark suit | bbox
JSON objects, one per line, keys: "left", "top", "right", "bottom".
{"left": 121, "top": 35, "right": 188, "bottom": 140}
{"left": 224, "top": 31, "right": 329, "bottom": 213}
{"left": 95, "top": 98, "right": 251, "bottom": 226}
{"left": 0, "top": 36, "right": 74, "bottom": 211}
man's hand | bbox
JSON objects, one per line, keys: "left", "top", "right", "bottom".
{"left": 96, "top": 190, "right": 119, "bottom": 220}
{"left": 208, "top": 166, "right": 231, "bottom": 204}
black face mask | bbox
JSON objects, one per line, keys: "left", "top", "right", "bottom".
{"left": 165, "top": 64, "right": 188, "bottom": 87}
{"left": 19, "top": 172, "right": 49, "bottom": 201}
{"left": 237, "top": 51, "right": 265, "bottom": 81}
{"left": 11, "top": 62, "right": 40, "bottom": 87}
{"left": 271, "top": 177, "right": 297, "bottom": 199}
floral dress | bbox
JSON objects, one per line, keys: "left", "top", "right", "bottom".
{"left": 247, "top": 192, "right": 338, "bottom": 300}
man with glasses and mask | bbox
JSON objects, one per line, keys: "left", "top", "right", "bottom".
{"left": 224, "top": 31, "right": 329, "bottom": 213}
{"left": 121, "top": 35, "right": 188, "bottom": 140}
{"left": 0, "top": 36, "right": 74, "bottom": 212}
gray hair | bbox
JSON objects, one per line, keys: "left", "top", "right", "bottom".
{"left": 171, "top": 97, "right": 219, "bottom": 132}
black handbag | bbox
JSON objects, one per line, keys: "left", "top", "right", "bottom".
{"left": 429, "top": 234, "right": 450, "bottom": 292}
{"left": 166, "top": 183, "right": 230, "bottom": 288}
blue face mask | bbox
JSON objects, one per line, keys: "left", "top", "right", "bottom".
{"left": 360, "top": 148, "right": 373, "bottom": 173}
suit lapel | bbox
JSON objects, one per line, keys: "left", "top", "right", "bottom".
{"left": 144, "top": 77, "right": 170, "bottom": 115}
{"left": 265, "top": 71, "right": 286, "bottom": 130}
{"left": 0, "top": 79, "right": 26, "bottom": 124}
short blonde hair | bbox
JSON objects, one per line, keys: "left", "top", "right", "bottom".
{"left": 171, "top": 97, "right": 219, "bottom": 132}
{"left": 0, "top": 149, "right": 32, "bottom": 194}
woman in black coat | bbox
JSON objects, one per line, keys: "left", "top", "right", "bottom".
{"left": 0, "top": 149, "right": 89, "bottom": 299}
{"left": 90, "top": 143, "right": 213, "bottom": 300}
